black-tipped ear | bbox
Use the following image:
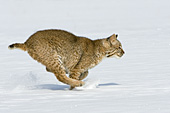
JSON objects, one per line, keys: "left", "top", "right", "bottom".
{"left": 106, "top": 34, "right": 117, "bottom": 43}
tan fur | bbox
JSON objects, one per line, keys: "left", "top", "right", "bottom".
{"left": 8, "top": 29, "right": 124, "bottom": 89}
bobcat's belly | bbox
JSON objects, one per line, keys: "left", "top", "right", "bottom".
{"left": 62, "top": 56, "right": 81, "bottom": 73}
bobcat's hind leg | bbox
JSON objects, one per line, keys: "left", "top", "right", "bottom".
{"left": 27, "top": 49, "right": 84, "bottom": 89}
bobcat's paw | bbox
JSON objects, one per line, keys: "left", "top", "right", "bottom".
{"left": 79, "top": 81, "right": 85, "bottom": 86}
{"left": 74, "top": 80, "right": 85, "bottom": 87}
{"left": 70, "top": 80, "right": 85, "bottom": 90}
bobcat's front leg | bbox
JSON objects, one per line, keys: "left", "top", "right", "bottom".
{"left": 69, "top": 71, "right": 81, "bottom": 80}
{"left": 69, "top": 70, "right": 88, "bottom": 90}
{"left": 79, "top": 71, "right": 89, "bottom": 80}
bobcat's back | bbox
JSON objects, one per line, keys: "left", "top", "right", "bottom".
{"left": 25, "top": 29, "right": 93, "bottom": 72}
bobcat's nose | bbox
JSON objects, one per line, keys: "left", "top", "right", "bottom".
{"left": 119, "top": 47, "right": 125, "bottom": 56}
{"left": 118, "top": 50, "right": 125, "bottom": 58}
{"left": 122, "top": 49, "right": 125, "bottom": 55}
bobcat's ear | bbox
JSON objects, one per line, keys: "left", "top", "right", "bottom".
{"left": 107, "top": 34, "right": 117, "bottom": 43}
{"left": 116, "top": 34, "right": 118, "bottom": 38}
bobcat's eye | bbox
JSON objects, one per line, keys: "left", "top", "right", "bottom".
{"left": 119, "top": 46, "right": 122, "bottom": 49}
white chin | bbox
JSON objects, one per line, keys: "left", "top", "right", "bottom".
{"left": 112, "top": 55, "right": 121, "bottom": 59}
{"left": 106, "top": 54, "right": 121, "bottom": 59}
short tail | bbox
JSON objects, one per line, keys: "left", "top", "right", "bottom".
{"left": 8, "top": 43, "right": 27, "bottom": 51}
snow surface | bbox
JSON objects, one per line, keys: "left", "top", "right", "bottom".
{"left": 1, "top": 0, "right": 170, "bottom": 113}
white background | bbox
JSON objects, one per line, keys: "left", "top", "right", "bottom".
{"left": 0, "top": 0, "right": 170, "bottom": 113}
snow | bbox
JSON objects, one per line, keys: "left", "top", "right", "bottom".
{"left": 0, "top": 0, "right": 170, "bottom": 113}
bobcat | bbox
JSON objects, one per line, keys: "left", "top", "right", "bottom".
{"left": 8, "top": 29, "right": 124, "bottom": 90}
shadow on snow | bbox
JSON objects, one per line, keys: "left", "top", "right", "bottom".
{"left": 35, "top": 84, "right": 69, "bottom": 90}
{"left": 34, "top": 82, "right": 119, "bottom": 91}
{"left": 98, "top": 83, "right": 119, "bottom": 86}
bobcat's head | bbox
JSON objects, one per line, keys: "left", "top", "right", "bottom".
{"left": 103, "top": 34, "right": 125, "bottom": 58}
